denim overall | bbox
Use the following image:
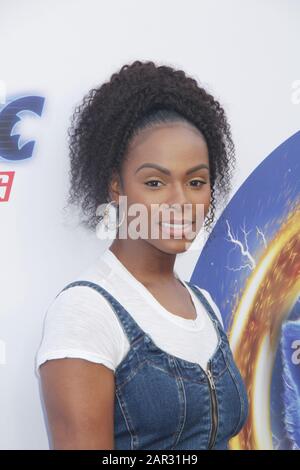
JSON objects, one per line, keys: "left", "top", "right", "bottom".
{"left": 57, "top": 280, "right": 249, "bottom": 450}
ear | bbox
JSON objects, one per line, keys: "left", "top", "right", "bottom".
{"left": 108, "top": 170, "right": 123, "bottom": 202}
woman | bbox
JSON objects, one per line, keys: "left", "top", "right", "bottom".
{"left": 36, "top": 60, "right": 249, "bottom": 450}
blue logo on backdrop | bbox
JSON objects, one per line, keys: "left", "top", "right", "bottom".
{"left": 0, "top": 95, "right": 45, "bottom": 161}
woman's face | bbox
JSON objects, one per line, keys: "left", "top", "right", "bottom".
{"left": 111, "top": 121, "right": 211, "bottom": 254}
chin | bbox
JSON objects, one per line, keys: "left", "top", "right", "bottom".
{"left": 153, "top": 236, "right": 197, "bottom": 255}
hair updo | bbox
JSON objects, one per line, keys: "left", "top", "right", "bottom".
{"left": 66, "top": 60, "right": 236, "bottom": 232}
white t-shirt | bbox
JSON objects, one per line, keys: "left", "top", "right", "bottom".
{"left": 35, "top": 247, "right": 224, "bottom": 377}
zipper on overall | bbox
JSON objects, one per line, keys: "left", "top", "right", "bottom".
{"left": 206, "top": 360, "right": 218, "bottom": 449}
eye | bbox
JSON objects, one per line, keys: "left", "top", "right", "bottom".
{"left": 144, "top": 180, "right": 164, "bottom": 188}
{"left": 189, "top": 179, "right": 207, "bottom": 188}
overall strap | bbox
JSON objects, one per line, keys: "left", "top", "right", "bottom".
{"left": 185, "top": 281, "right": 224, "bottom": 331}
{"left": 55, "top": 280, "right": 146, "bottom": 347}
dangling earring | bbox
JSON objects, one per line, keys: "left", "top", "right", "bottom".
{"left": 96, "top": 200, "right": 125, "bottom": 231}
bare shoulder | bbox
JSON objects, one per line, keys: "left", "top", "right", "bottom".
{"left": 39, "top": 357, "right": 115, "bottom": 449}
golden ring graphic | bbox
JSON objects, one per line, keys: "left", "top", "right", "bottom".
{"left": 228, "top": 203, "right": 300, "bottom": 450}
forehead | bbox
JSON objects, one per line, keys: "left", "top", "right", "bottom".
{"left": 126, "top": 122, "right": 208, "bottom": 166}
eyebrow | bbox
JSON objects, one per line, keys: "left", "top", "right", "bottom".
{"left": 134, "top": 163, "right": 209, "bottom": 175}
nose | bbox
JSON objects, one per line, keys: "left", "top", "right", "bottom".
{"left": 166, "top": 182, "right": 191, "bottom": 209}
{"left": 162, "top": 184, "right": 193, "bottom": 221}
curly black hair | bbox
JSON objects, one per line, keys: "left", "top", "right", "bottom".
{"left": 65, "top": 60, "right": 236, "bottom": 232}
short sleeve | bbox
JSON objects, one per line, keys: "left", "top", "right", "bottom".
{"left": 35, "top": 285, "right": 125, "bottom": 378}
{"left": 195, "top": 286, "right": 224, "bottom": 328}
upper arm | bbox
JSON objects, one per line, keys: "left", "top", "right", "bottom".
{"left": 39, "top": 357, "right": 115, "bottom": 449}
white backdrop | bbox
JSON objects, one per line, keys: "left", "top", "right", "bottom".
{"left": 0, "top": 0, "right": 299, "bottom": 450}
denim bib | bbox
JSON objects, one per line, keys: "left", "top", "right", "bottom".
{"left": 57, "top": 280, "right": 249, "bottom": 450}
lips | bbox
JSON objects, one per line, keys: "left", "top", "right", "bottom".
{"left": 159, "top": 220, "right": 195, "bottom": 225}
{"left": 158, "top": 220, "right": 195, "bottom": 238}
{"left": 160, "top": 222, "right": 193, "bottom": 226}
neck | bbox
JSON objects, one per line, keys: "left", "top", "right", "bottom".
{"left": 108, "top": 239, "right": 177, "bottom": 285}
